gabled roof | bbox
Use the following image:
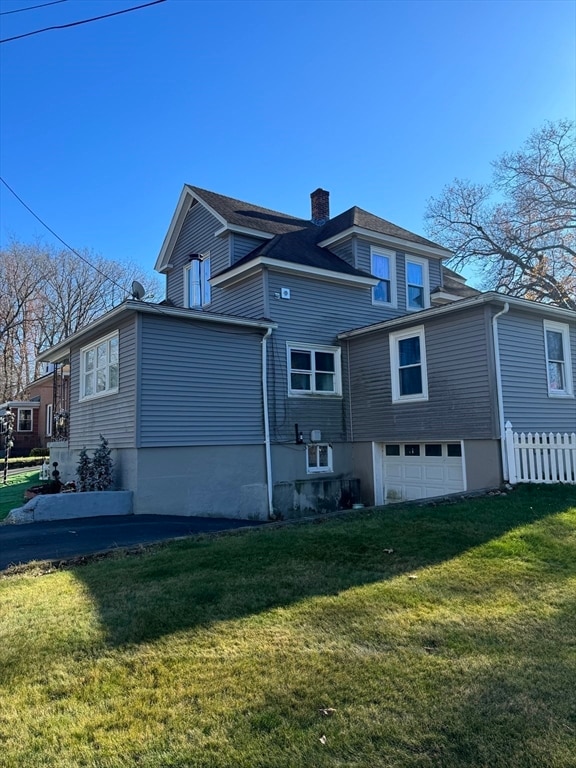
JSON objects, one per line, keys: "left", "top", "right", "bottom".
{"left": 186, "top": 186, "right": 312, "bottom": 236}
{"left": 156, "top": 184, "right": 452, "bottom": 279}
{"left": 317, "top": 206, "right": 445, "bottom": 251}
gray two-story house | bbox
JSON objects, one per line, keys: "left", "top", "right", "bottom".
{"left": 39, "top": 186, "right": 576, "bottom": 517}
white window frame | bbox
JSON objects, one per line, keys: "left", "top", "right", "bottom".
{"left": 80, "top": 331, "right": 119, "bottom": 402}
{"left": 46, "top": 403, "right": 53, "bottom": 437}
{"left": 306, "top": 443, "right": 333, "bottom": 474}
{"left": 287, "top": 343, "right": 342, "bottom": 397}
{"left": 371, "top": 248, "right": 397, "bottom": 307}
{"left": 405, "top": 255, "right": 430, "bottom": 311}
{"left": 390, "top": 325, "right": 429, "bottom": 403}
{"left": 544, "top": 320, "right": 573, "bottom": 397}
{"left": 17, "top": 408, "right": 33, "bottom": 432}
{"left": 184, "top": 254, "right": 211, "bottom": 308}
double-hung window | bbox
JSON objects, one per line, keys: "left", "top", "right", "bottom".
{"left": 544, "top": 321, "right": 573, "bottom": 397}
{"left": 17, "top": 408, "right": 33, "bottom": 432}
{"left": 185, "top": 255, "right": 211, "bottom": 308}
{"left": 390, "top": 326, "right": 428, "bottom": 402}
{"left": 288, "top": 344, "right": 341, "bottom": 396}
{"left": 306, "top": 443, "right": 333, "bottom": 473}
{"left": 406, "top": 256, "right": 429, "bottom": 311}
{"left": 80, "top": 332, "right": 119, "bottom": 401}
{"left": 371, "top": 249, "right": 396, "bottom": 306}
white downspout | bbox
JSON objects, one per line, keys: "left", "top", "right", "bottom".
{"left": 261, "top": 328, "right": 274, "bottom": 518}
{"left": 492, "top": 302, "right": 510, "bottom": 480}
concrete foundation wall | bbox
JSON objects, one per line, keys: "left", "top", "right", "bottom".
{"left": 48, "top": 443, "right": 138, "bottom": 491}
{"left": 135, "top": 445, "right": 268, "bottom": 519}
{"left": 464, "top": 439, "right": 503, "bottom": 490}
{"left": 7, "top": 491, "right": 133, "bottom": 524}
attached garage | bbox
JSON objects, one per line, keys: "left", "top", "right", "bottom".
{"left": 374, "top": 441, "right": 466, "bottom": 504}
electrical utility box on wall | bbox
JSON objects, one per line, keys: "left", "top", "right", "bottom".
{"left": 280, "top": 287, "right": 291, "bottom": 299}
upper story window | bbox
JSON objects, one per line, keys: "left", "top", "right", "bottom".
{"left": 288, "top": 344, "right": 342, "bottom": 396}
{"left": 185, "top": 255, "right": 211, "bottom": 308}
{"left": 371, "top": 249, "right": 396, "bottom": 306}
{"left": 544, "top": 320, "right": 573, "bottom": 397}
{"left": 405, "top": 256, "right": 430, "bottom": 311}
{"left": 80, "top": 331, "right": 119, "bottom": 401}
{"left": 17, "top": 408, "right": 33, "bottom": 432}
{"left": 390, "top": 326, "right": 428, "bottom": 403}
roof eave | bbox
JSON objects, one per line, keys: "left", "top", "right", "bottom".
{"left": 318, "top": 226, "right": 451, "bottom": 259}
{"left": 37, "top": 301, "right": 277, "bottom": 363}
{"left": 211, "top": 256, "right": 379, "bottom": 289}
{"left": 338, "top": 293, "right": 576, "bottom": 340}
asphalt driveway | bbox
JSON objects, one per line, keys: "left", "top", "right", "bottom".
{"left": 0, "top": 515, "right": 264, "bottom": 571}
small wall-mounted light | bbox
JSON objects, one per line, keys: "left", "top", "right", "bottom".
{"left": 188, "top": 253, "right": 203, "bottom": 261}
{"left": 295, "top": 423, "right": 304, "bottom": 445}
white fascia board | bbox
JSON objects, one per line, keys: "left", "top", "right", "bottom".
{"left": 337, "top": 292, "right": 576, "bottom": 340}
{"left": 154, "top": 185, "right": 229, "bottom": 274}
{"left": 37, "top": 301, "right": 277, "bottom": 363}
{"left": 0, "top": 401, "right": 41, "bottom": 409}
{"left": 318, "top": 226, "right": 452, "bottom": 260}
{"left": 430, "top": 290, "right": 465, "bottom": 304}
{"left": 211, "top": 256, "right": 379, "bottom": 289}
{"left": 213, "top": 223, "right": 275, "bottom": 240}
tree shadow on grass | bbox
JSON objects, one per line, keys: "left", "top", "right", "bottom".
{"left": 67, "top": 484, "right": 576, "bottom": 649}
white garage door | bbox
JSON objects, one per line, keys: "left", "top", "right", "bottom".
{"left": 380, "top": 442, "right": 465, "bottom": 503}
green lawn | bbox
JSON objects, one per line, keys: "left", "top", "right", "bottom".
{"left": 0, "top": 470, "right": 44, "bottom": 520}
{"left": 1, "top": 484, "right": 575, "bottom": 767}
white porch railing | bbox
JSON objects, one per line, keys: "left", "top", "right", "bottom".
{"left": 505, "top": 421, "right": 576, "bottom": 485}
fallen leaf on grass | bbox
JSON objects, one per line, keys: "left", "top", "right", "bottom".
{"left": 383, "top": 548, "right": 394, "bottom": 554}
{"left": 319, "top": 735, "right": 327, "bottom": 745}
{"left": 319, "top": 708, "right": 336, "bottom": 716}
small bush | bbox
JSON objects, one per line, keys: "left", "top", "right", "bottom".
{"left": 29, "top": 447, "right": 50, "bottom": 457}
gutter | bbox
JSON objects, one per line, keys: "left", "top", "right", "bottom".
{"left": 492, "top": 302, "right": 510, "bottom": 480}
{"left": 261, "top": 328, "right": 274, "bottom": 518}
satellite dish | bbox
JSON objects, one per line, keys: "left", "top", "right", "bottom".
{"left": 131, "top": 280, "right": 146, "bottom": 300}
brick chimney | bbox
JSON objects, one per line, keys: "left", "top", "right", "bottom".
{"left": 310, "top": 188, "right": 330, "bottom": 225}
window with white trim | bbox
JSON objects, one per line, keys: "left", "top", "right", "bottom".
{"left": 390, "top": 326, "right": 428, "bottom": 402}
{"left": 46, "top": 403, "right": 53, "bottom": 437}
{"left": 185, "top": 255, "right": 211, "bottom": 308}
{"left": 371, "top": 249, "right": 396, "bottom": 306}
{"left": 405, "top": 256, "right": 429, "bottom": 310}
{"left": 288, "top": 344, "right": 341, "bottom": 396}
{"left": 544, "top": 320, "right": 573, "bottom": 396}
{"left": 80, "top": 332, "right": 119, "bottom": 401}
{"left": 306, "top": 443, "right": 333, "bottom": 473}
{"left": 17, "top": 408, "right": 33, "bottom": 432}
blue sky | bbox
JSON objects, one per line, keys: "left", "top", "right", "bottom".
{"left": 1, "top": 0, "right": 574, "bottom": 288}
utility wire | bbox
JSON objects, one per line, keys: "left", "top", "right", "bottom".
{"left": 0, "top": 0, "right": 67, "bottom": 16}
{"left": 0, "top": 0, "right": 166, "bottom": 43}
{"left": 0, "top": 175, "right": 132, "bottom": 295}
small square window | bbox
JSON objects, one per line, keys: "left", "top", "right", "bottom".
{"left": 404, "top": 444, "right": 420, "bottom": 457}
{"left": 17, "top": 408, "right": 33, "bottom": 432}
{"left": 425, "top": 444, "right": 442, "bottom": 457}
{"left": 385, "top": 444, "right": 400, "bottom": 456}
{"left": 447, "top": 444, "right": 462, "bottom": 457}
{"left": 306, "top": 443, "right": 333, "bottom": 473}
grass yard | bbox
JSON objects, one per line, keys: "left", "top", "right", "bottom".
{"left": 1, "top": 484, "right": 575, "bottom": 768}
{"left": 0, "top": 470, "right": 43, "bottom": 520}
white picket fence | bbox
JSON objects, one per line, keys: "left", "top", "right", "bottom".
{"left": 505, "top": 421, "right": 576, "bottom": 484}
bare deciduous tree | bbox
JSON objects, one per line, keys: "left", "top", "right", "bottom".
{"left": 425, "top": 120, "right": 576, "bottom": 309}
{"left": 0, "top": 240, "right": 159, "bottom": 401}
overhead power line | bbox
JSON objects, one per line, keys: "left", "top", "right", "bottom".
{"left": 0, "top": 175, "right": 131, "bottom": 294}
{"left": 0, "top": 0, "right": 167, "bottom": 43}
{"left": 0, "top": 0, "right": 68, "bottom": 16}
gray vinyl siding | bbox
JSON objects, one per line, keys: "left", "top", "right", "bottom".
{"left": 345, "top": 304, "right": 498, "bottom": 441}
{"left": 166, "top": 202, "right": 230, "bottom": 307}
{"left": 69, "top": 315, "right": 137, "bottom": 450}
{"left": 498, "top": 310, "right": 576, "bottom": 433}
{"left": 209, "top": 272, "right": 266, "bottom": 318}
{"left": 138, "top": 314, "right": 265, "bottom": 447}
{"left": 231, "top": 234, "right": 263, "bottom": 263}
{"left": 265, "top": 270, "right": 409, "bottom": 443}
{"left": 330, "top": 241, "right": 355, "bottom": 268}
